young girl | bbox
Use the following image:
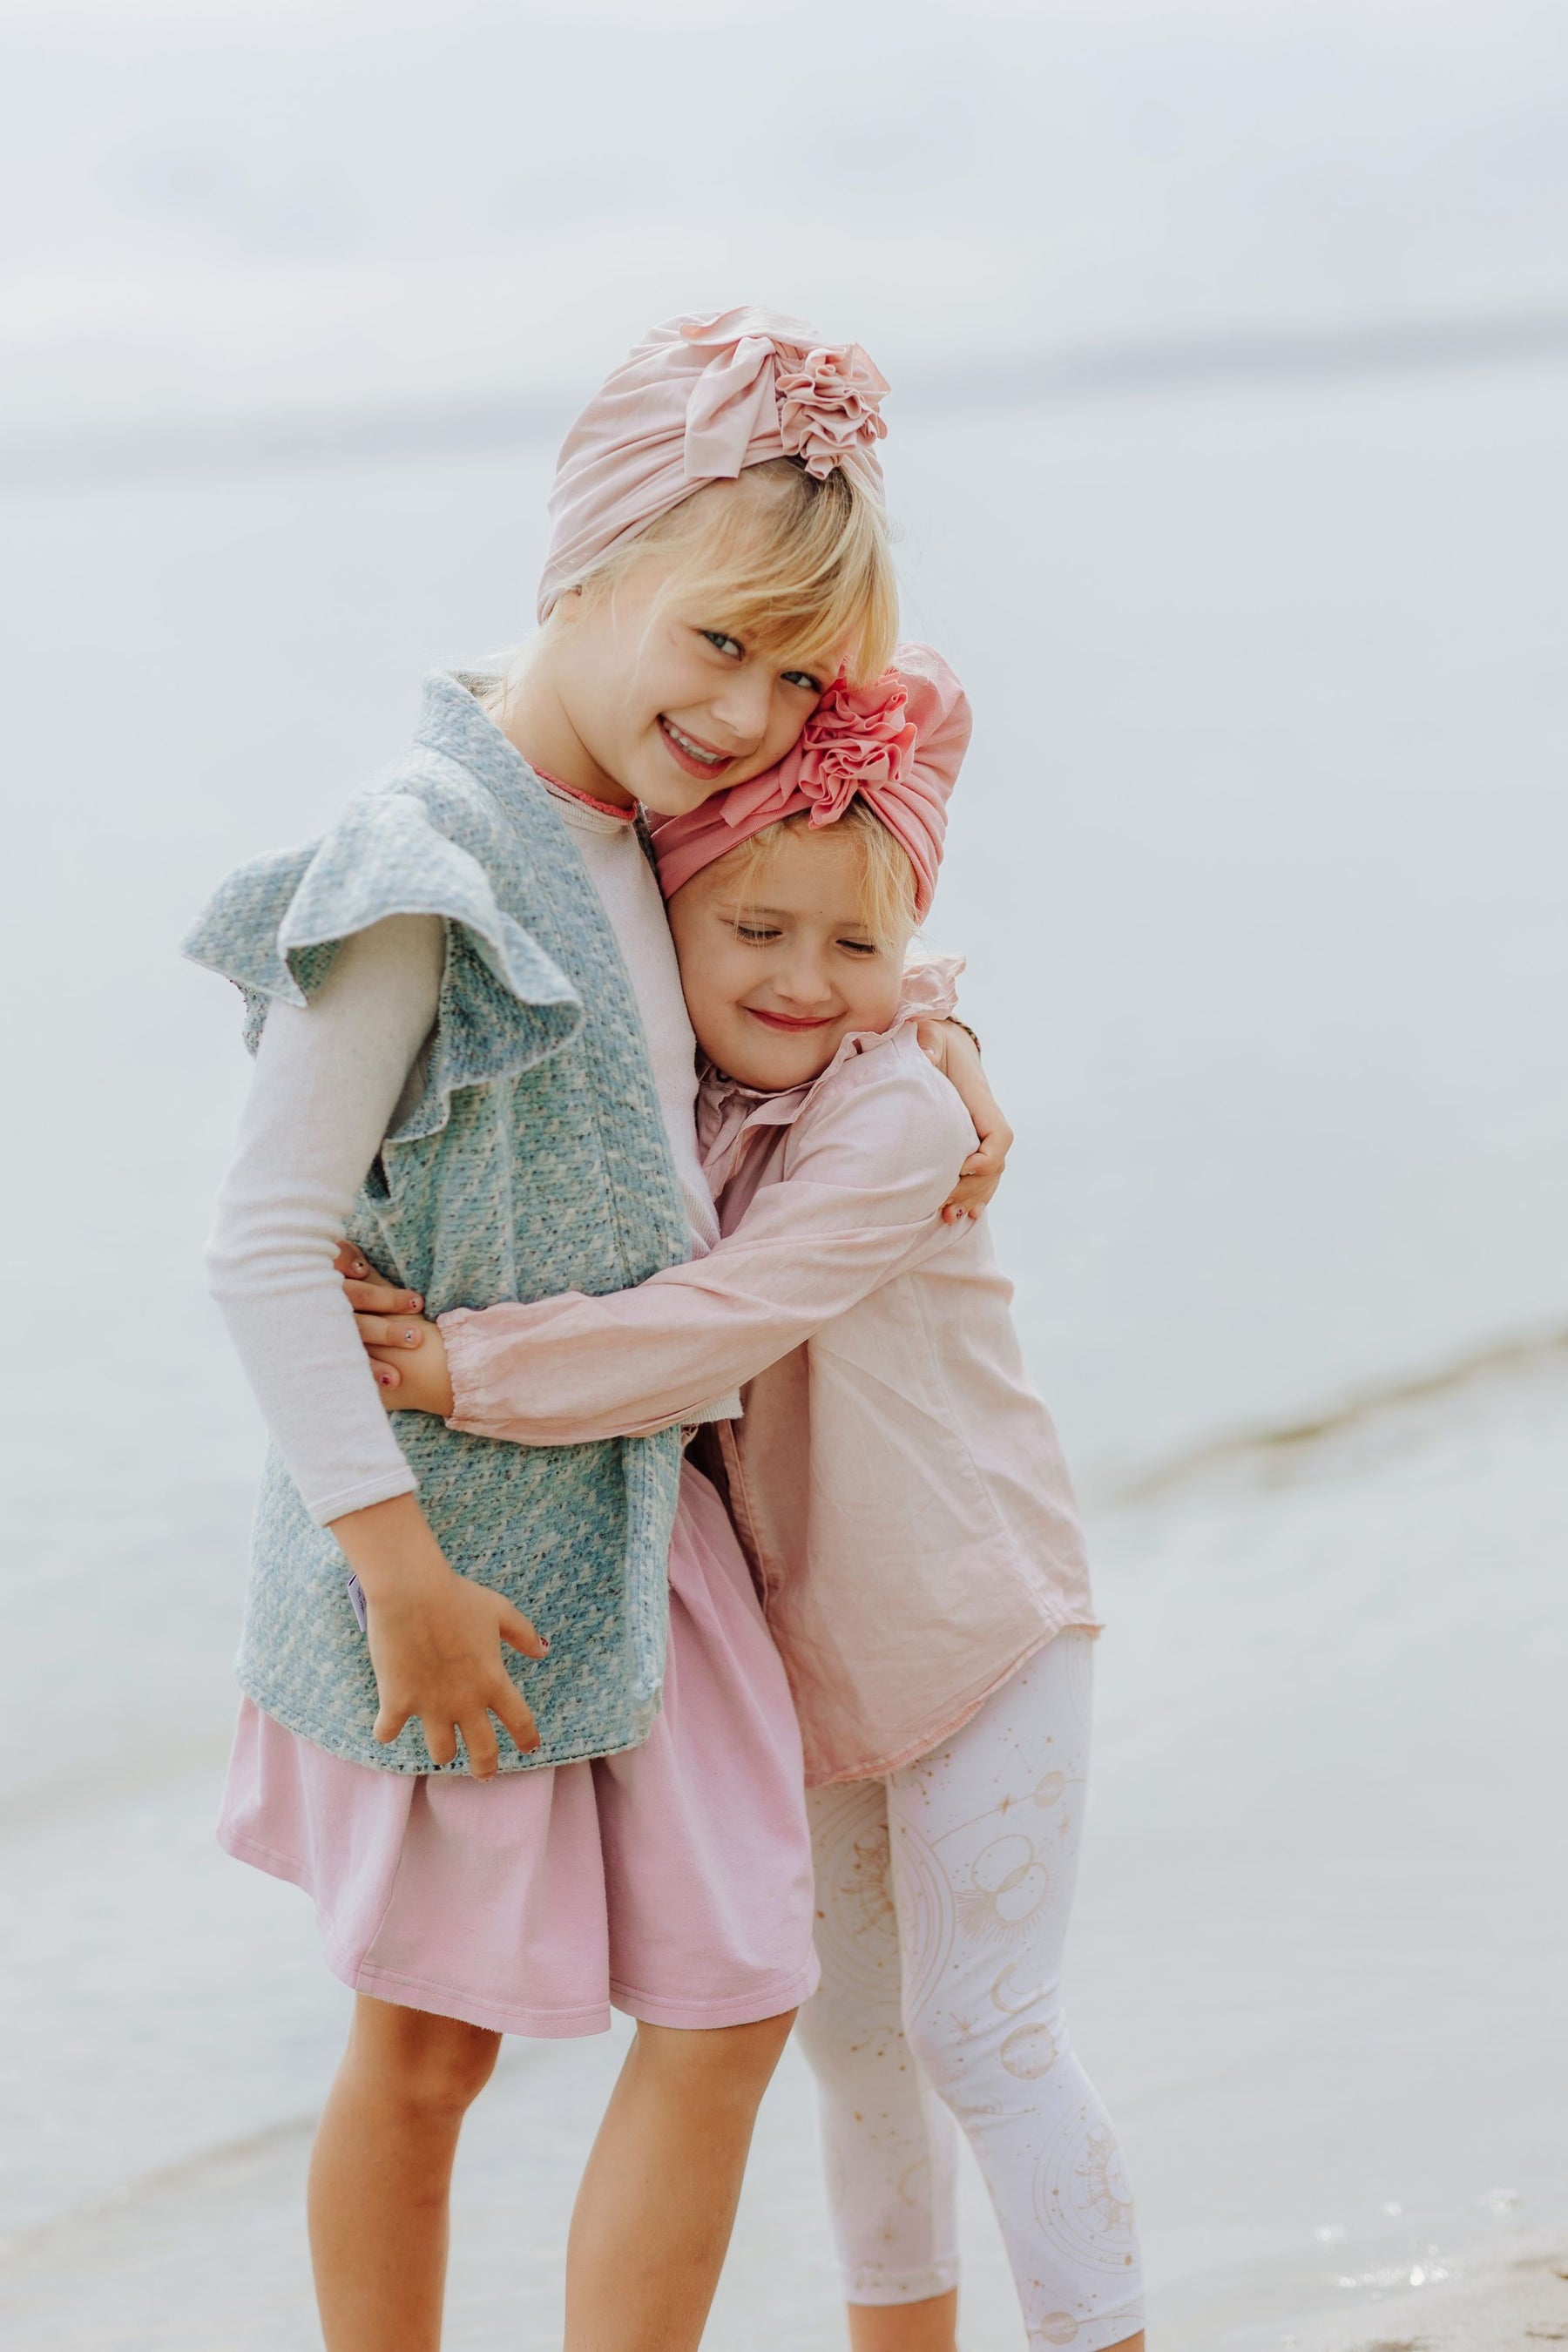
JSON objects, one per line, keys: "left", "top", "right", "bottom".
{"left": 185, "top": 309, "right": 1004, "bottom": 2352}
{"left": 351, "top": 652, "right": 1148, "bottom": 2352}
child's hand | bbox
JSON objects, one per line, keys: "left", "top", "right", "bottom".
{"left": 331, "top": 1492, "right": 547, "bottom": 1772}
{"left": 366, "top": 1315, "right": 455, "bottom": 1416}
{"left": 916, "top": 1020, "right": 1014, "bottom": 1222}
{"left": 333, "top": 1244, "right": 454, "bottom": 1416}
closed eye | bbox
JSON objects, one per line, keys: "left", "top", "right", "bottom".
{"left": 733, "top": 923, "right": 782, "bottom": 943}
{"left": 837, "top": 938, "right": 880, "bottom": 956}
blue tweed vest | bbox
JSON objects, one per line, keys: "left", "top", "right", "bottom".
{"left": 184, "top": 672, "right": 690, "bottom": 1773}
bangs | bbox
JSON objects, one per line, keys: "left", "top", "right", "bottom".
{"left": 708, "top": 802, "right": 918, "bottom": 956}
{"left": 586, "top": 458, "right": 899, "bottom": 686}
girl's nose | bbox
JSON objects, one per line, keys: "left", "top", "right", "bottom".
{"left": 704, "top": 663, "right": 777, "bottom": 749}
{"left": 774, "top": 948, "right": 835, "bottom": 1009}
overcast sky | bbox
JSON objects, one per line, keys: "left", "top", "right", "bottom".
{"left": 3, "top": 0, "right": 1566, "bottom": 430}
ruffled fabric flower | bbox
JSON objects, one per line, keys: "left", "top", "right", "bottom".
{"left": 786, "top": 672, "right": 918, "bottom": 819}
{"left": 774, "top": 344, "right": 891, "bottom": 482}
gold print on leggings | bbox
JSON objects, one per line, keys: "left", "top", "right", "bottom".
{"left": 809, "top": 1784, "right": 900, "bottom": 2003}
{"left": 1034, "top": 2105, "right": 1138, "bottom": 2274}
{"left": 989, "top": 1963, "right": 1062, "bottom": 2078}
{"left": 891, "top": 1819, "right": 957, "bottom": 2020}
{"left": 895, "top": 2154, "right": 935, "bottom": 2212}
{"left": 956, "top": 1832, "right": 1050, "bottom": 1946}
{"left": 1001, "top": 2020, "right": 1060, "bottom": 2078}
{"left": 990, "top": 1959, "right": 1043, "bottom": 2014}
{"left": 841, "top": 1821, "right": 896, "bottom": 1947}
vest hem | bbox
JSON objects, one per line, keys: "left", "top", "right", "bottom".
{"left": 233, "top": 1671, "right": 662, "bottom": 1776}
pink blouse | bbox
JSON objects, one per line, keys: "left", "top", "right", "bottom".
{"left": 441, "top": 963, "right": 1098, "bottom": 1784}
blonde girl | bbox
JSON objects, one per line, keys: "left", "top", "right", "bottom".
{"left": 350, "top": 652, "right": 1147, "bottom": 2352}
{"left": 186, "top": 312, "right": 1003, "bottom": 2352}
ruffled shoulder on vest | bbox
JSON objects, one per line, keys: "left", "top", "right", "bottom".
{"left": 180, "top": 784, "right": 584, "bottom": 1140}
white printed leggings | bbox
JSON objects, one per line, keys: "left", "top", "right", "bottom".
{"left": 796, "top": 1632, "right": 1145, "bottom": 2352}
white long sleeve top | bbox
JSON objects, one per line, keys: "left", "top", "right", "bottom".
{"left": 205, "top": 791, "right": 720, "bottom": 1525}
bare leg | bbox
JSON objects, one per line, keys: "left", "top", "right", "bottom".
{"left": 847, "top": 2288, "right": 959, "bottom": 2349}
{"left": 308, "top": 1994, "right": 501, "bottom": 2352}
{"left": 564, "top": 2011, "right": 797, "bottom": 2352}
{"left": 848, "top": 2308, "right": 1141, "bottom": 2352}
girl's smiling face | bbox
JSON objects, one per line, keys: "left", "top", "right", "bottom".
{"left": 495, "top": 462, "right": 897, "bottom": 817}
{"left": 546, "top": 553, "right": 835, "bottom": 818}
{"left": 667, "top": 821, "right": 910, "bottom": 1091}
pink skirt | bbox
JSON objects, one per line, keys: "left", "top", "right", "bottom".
{"left": 219, "top": 1460, "right": 819, "bottom": 2038}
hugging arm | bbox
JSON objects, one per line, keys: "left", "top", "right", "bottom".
{"left": 920, "top": 1018, "right": 1012, "bottom": 1220}
{"left": 896, "top": 956, "right": 1012, "bottom": 1221}
{"left": 371, "top": 1058, "right": 976, "bottom": 1448}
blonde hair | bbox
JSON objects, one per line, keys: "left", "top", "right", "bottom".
{"left": 705, "top": 801, "right": 918, "bottom": 955}
{"left": 564, "top": 457, "right": 898, "bottom": 686}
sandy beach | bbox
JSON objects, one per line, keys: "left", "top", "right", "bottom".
{"left": 3, "top": 2081, "right": 1563, "bottom": 2352}
{"left": 3, "top": 1336, "right": 1562, "bottom": 2349}
{"left": 1283, "top": 2240, "right": 1568, "bottom": 2352}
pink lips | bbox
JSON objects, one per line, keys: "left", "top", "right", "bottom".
{"left": 658, "top": 715, "right": 736, "bottom": 781}
{"left": 746, "top": 1007, "right": 836, "bottom": 1031}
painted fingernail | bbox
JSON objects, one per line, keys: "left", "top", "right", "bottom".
{"left": 409, "top": 1294, "right": 423, "bottom": 1310}
{"left": 352, "top": 1260, "right": 368, "bottom": 1275}
{"left": 538, "top": 1635, "right": 550, "bottom": 1652}
{"left": 403, "top": 1328, "right": 417, "bottom": 1343}
{"left": 376, "top": 1370, "right": 392, "bottom": 1386}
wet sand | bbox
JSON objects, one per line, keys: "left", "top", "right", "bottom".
{"left": 3, "top": 1340, "right": 1564, "bottom": 2348}
{"left": 1276, "top": 2235, "right": 1568, "bottom": 2352}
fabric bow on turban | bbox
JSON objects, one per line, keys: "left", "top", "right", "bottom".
{"left": 647, "top": 643, "right": 970, "bottom": 921}
{"left": 537, "top": 307, "right": 889, "bottom": 619}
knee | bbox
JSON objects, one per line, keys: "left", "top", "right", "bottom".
{"left": 636, "top": 2007, "right": 797, "bottom": 2112}
{"left": 903, "top": 1994, "right": 1066, "bottom": 2112}
{"left": 355, "top": 1999, "right": 502, "bottom": 2124}
{"left": 900, "top": 2003, "right": 957, "bottom": 2095}
{"left": 731, "top": 2004, "right": 799, "bottom": 2084}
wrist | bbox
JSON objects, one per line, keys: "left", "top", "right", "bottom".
{"left": 329, "top": 1493, "right": 452, "bottom": 1601}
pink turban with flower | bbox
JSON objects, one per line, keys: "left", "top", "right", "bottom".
{"left": 537, "top": 307, "right": 890, "bottom": 620}
{"left": 647, "top": 644, "right": 970, "bottom": 921}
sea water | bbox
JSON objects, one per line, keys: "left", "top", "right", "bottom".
{"left": 1, "top": 359, "right": 1565, "bottom": 2321}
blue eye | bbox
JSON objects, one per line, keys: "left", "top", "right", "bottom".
{"left": 783, "top": 670, "right": 822, "bottom": 693}
{"left": 702, "top": 630, "right": 743, "bottom": 659}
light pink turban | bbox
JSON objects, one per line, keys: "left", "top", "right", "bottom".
{"left": 537, "top": 307, "right": 890, "bottom": 620}
{"left": 647, "top": 644, "right": 970, "bottom": 921}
